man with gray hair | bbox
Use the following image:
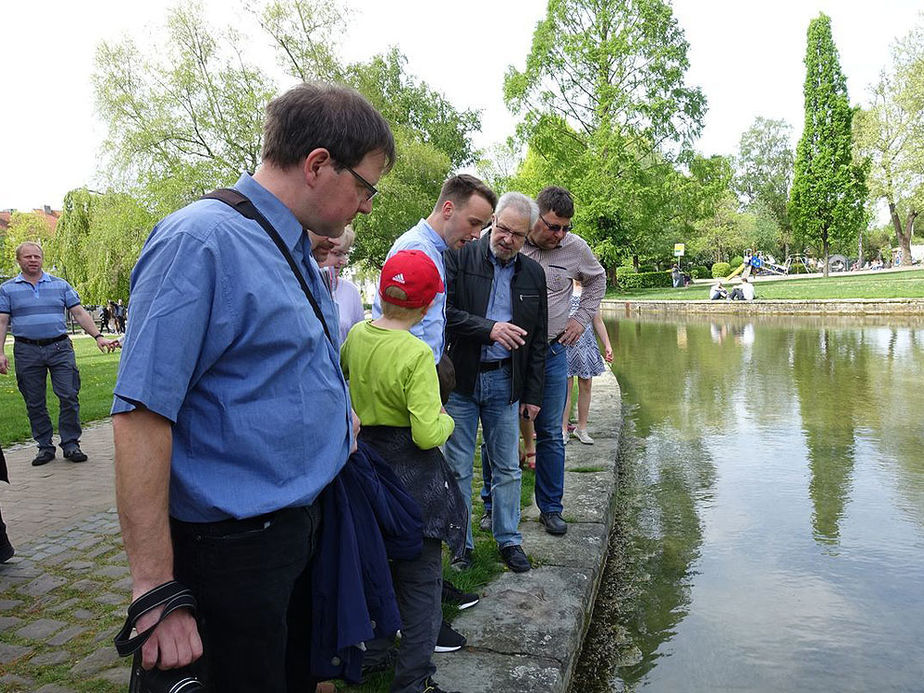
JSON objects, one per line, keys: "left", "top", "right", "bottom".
{"left": 443, "top": 192, "right": 548, "bottom": 573}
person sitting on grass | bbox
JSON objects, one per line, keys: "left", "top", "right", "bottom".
{"left": 710, "top": 281, "right": 728, "bottom": 300}
{"left": 341, "top": 250, "right": 468, "bottom": 693}
{"left": 728, "top": 276, "right": 755, "bottom": 301}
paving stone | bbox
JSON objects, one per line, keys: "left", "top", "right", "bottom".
{"left": 47, "top": 625, "right": 89, "bottom": 646}
{"left": 75, "top": 537, "right": 103, "bottom": 550}
{"left": 0, "top": 561, "right": 42, "bottom": 578}
{"left": 72, "top": 609, "right": 97, "bottom": 620}
{"left": 29, "top": 650, "right": 73, "bottom": 666}
{"left": 46, "top": 597, "right": 80, "bottom": 613}
{"left": 96, "top": 592, "right": 125, "bottom": 606}
{"left": 70, "top": 645, "right": 121, "bottom": 675}
{"left": 0, "top": 673, "right": 35, "bottom": 690}
{"left": 71, "top": 578, "right": 102, "bottom": 592}
{"left": 95, "top": 666, "right": 131, "bottom": 686}
{"left": 62, "top": 560, "right": 94, "bottom": 571}
{"left": 112, "top": 576, "right": 133, "bottom": 592}
{"left": 21, "top": 573, "right": 67, "bottom": 597}
{"left": 35, "top": 685, "right": 78, "bottom": 693}
{"left": 43, "top": 550, "right": 79, "bottom": 566}
{"left": 85, "top": 545, "right": 113, "bottom": 559}
{"left": 0, "top": 641, "right": 32, "bottom": 665}
{"left": 0, "top": 615, "right": 25, "bottom": 631}
{"left": 15, "top": 618, "right": 68, "bottom": 640}
{"left": 0, "top": 598, "right": 23, "bottom": 610}
{"left": 94, "top": 564, "right": 130, "bottom": 579}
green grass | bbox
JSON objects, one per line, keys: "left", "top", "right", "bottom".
{"left": 608, "top": 268, "right": 924, "bottom": 301}
{"left": 1, "top": 334, "right": 122, "bottom": 447}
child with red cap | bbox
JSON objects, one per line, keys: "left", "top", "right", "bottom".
{"left": 340, "top": 250, "right": 467, "bottom": 693}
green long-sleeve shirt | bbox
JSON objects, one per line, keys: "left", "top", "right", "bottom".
{"left": 341, "top": 320, "right": 454, "bottom": 450}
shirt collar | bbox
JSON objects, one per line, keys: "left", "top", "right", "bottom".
{"left": 418, "top": 219, "right": 448, "bottom": 253}
{"left": 234, "top": 173, "right": 306, "bottom": 251}
{"left": 14, "top": 272, "right": 50, "bottom": 284}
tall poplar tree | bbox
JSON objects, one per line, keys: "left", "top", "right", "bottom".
{"left": 789, "top": 14, "right": 866, "bottom": 276}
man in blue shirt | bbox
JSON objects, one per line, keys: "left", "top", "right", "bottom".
{"left": 443, "top": 193, "right": 548, "bottom": 573}
{"left": 111, "top": 83, "right": 394, "bottom": 692}
{"left": 0, "top": 242, "right": 119, "bottom": 465}
{"left": 373, "top": 174, "right": 496, "bottom": 401}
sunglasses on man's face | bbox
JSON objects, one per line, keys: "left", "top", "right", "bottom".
{"left": 538, "top": 216, "right": 572, "bottom": 234}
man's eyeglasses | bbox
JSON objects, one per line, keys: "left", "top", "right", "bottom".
{"left": 343, "top": 165, "right": 378, "bottom": 201}
{"left": 538, "top": 215, "right": 572, "bottom": 234}
{"left": 493, "top": 222, "right": 527, "bottom": 240}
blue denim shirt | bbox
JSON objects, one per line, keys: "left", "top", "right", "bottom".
{"left": 112, "top": 173, "right": 351, "bottom": 522}
{"left": 481, "top": 250, "right": 515, "bottom": 362}
{"left": 372, "top": 219, "right": 447, "bottom": 360}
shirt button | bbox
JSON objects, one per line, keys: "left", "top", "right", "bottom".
{"left": 331, "top": 656, "right": 341, "bottom": 666}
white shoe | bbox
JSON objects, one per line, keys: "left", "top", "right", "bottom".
{"left": 575, "top": 428, "right": 594, "bottom": 445}
{"left": 562, "top": 429, "right": 569, "bottom": 445}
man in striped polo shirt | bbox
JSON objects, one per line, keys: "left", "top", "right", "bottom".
{"left": 0, "top": 242, "right": 119, "bottom": 466}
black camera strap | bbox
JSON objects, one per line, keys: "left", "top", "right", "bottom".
{"left": 201, "top": 188, "right": 334, "bottom": 346}
{"left": 114, "top": 580, "right": 198, "bottom": 657}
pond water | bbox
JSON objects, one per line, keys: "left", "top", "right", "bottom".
{"left": 580, "top": 314, "right": 924, "bottom": 692}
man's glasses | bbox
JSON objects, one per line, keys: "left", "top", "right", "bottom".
{"left": 343, "top": 165, "right": 378, "bottom": 201}
{"left": 538, "top": 215, "right": 572, "bottom": 234}
{"left": 493, "top": 222, "right": 527, "bottom": 240}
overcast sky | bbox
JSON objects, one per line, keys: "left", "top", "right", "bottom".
{"left": 1, "top": 0, "right": 921, "bottom": 211}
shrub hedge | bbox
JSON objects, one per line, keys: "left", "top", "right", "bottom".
{"left": 729, "top": 255, "right": 744, "bottom": 269}
{"left": 789, "top": 262, "right": 809, "bottom": 275}
{"left": 690, "top": 265, "right": 710, "bottom": 279}
{"left": 712, "top": 262, "right": 732, "bottom": 278}
{"left": 619, "top": 270, "right": 673, "bottom": 289}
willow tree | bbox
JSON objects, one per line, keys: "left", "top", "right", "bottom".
{"left": 789, "top": 14, "right": 867, "bottom": 276}
{"left": 503, "top": 0, "right": 706, "bottom": 267}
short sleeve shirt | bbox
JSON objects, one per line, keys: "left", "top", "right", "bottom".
{"left": 0, "top": 273, "right": 80, "bottom": 339}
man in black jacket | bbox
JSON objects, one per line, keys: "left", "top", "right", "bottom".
{"left": 443, "top": 192, "right": 547, "bottom": 573}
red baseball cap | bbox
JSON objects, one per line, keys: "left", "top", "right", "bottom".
{"left": 379, "top": 250, "right": 444, "bottom": 308}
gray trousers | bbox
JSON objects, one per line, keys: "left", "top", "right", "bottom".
{"left": 13, "top": 339, "right": 82, "bottom": 452}
{"left": 366, "top": 537, "right": 442, "bottom": 693}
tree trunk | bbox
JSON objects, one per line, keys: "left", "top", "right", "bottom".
{"left": 890, "top": 202, "right": 915, "bottom": 267}
{"left": 632, "top": 255, "right": 640, "bottom": 271}
{"left": 822, "top": 232, "right": 829, "bottom": 278}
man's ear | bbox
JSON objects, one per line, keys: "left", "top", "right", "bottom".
{"left": 440, "top": 200, "right": 455, "bottom": 220}
{"left": 302, "top": 148, "right": 332, "bottom": 188}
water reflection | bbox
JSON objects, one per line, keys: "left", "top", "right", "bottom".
{"left": 581, "top": 314, "right": 924, "bottom": 692}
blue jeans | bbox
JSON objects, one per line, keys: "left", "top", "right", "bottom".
{"left": 444, "top": 365, "right": 522, "bottom": 550}
{"left": 13, "top": 339, "right": 82, "bottom": 452}
{"left": 533, "top": 342, "right": 568, "bottom": 514}
{"left": 482, "top": 343, "right": 569, "bottom": 515}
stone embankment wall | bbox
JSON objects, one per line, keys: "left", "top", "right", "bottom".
{"left": 608, "top": 298, "right": 924, "bottom": 316}
{"left": 439, "top": 370, "right": 623, "bottom": 693}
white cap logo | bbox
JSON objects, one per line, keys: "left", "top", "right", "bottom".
{"left": 392, "top": 273, "right": 406, "bottom": 284}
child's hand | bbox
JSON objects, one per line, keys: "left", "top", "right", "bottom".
{"left": 604, "top": 346, "right": 613, "bottom": 363}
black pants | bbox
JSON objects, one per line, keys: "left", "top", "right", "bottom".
{"left": 171, "top": 505, "right": 320, "bottom": 692}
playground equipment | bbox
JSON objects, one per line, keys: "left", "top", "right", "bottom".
{"left": 726, "top": 250, "right": 793, "bottom": 279}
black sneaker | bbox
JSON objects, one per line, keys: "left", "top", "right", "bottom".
{"left": 449, "top": 548, "right": 472, "bottom": 571}
{"left": 423, "top": 677, "right": 461, "bottom": 693}
{"left": 0, "top": 534, "right": 14, "bottom": 564}
{"left": 63, "top": 446, "right": 88, "bottom": 463}
{"left": 434, "top": 620, "right": 466, "bottom": 653}
{"left": 31, "top": 449, "right": 55, "bottom": 466}
{"left": 500, "top": 544, "right": 531, "bottom": 573}
{"left": 478, "top": 508, "right": 492, "bottom": 532}
{"left": 441, "top": 580, "right": 479, "bottom": 610}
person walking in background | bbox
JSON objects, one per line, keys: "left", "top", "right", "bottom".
{"left": 0, "top": 242, "right": 120, "bottom": 466}
{"left": 99, "top": 302, "right": 111, "bottom": 333}
{"left": 562, "top": 284, "right": 613, "bottom": 446}
{"left": 115, "top": 299, "right": 126, "bottom": 333}
{"left": 318, "top": 226, "right": 364, "bottom": 343}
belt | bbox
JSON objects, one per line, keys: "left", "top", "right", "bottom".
{"left": 548, "top": 331, "right": 565, "bottom": 345}
{"left": 479, "top": 358, "right": 510, "bottom": 372}
{"left": 14, "top": 334, "right": 68, "bottom": 346}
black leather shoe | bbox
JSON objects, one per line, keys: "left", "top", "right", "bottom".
{"left": 478, "top": 508, "right": 492, "bottom": 532}
{"left": 32, "top": 449, "right": 55, "bottom": 466}
{"left": 500, "top": 544, "right": 531, "bottom": 573}
{"left": 539, "top": 511, "right": 568, "bottom": 535}
{"left": 63, "top": 446, "right": 88, "bottom": 463}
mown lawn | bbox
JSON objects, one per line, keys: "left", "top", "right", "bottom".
{"left": 0, "top": 334, "right": 122, "bottom": 447}
{"left": 607, "top": 268, "right": 924, "bottom": 301}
